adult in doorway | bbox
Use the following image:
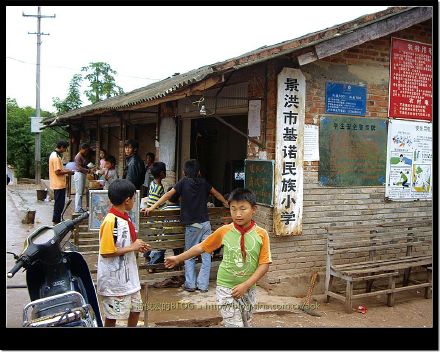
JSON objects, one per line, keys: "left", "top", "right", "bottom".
{"left": 49, "top": 140, "right": 74, "bottom": 224}
{"left": 73, "top": 142, "right": 92, "bottom": 213}
{"left": 142, "top": 152, "right": 155, "bottom": 197}
{"left": 123, "top": 139, "right": 145, "bottom": 190}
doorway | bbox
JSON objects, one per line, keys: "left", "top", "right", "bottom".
{"left": 190, "top": 115, "right": 247, "bottom": 202}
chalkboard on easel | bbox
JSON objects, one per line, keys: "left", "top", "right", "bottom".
{"left": 244, "top": 159, "right": 274, "bottom": 207}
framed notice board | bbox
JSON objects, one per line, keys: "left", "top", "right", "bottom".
{"left": 244, "top": 159, "right": 274, "bottom": 206}
{"left": 319, "top": 116, "right": 387, "bottom": 186}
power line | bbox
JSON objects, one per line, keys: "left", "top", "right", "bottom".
{"left": 7, "top": 56, "right": 162, "bottom": 81}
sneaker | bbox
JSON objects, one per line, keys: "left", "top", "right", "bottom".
{"left": 197, "top": 288, "right": 208, "bottom": 293}
{"left": 181, "top": 284, "right": 196, "bottom": 292}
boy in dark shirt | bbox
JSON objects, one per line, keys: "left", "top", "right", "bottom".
{"left": 142, "top": 159, "right": 228, "bottom": 292}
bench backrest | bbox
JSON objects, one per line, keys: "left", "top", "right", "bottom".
{"left": 139, "top": 207, "right": 231, "bottom": 250}
{"left": 72, "top": 207, "right": 231, "bottom": 278}
{"left": 326, "top": 220, "right": 432, "bottom": 264}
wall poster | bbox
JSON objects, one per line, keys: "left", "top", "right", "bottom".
{"left": 274, "top": 68, "right": 304, "bottom": 236}
{"left": 89, "top": 190, "right": 140, "bottom": 231}
{"left": 385, "top": 119, "right": 432, "bottom": 200}
{"left": 389, "top": 37, "right": 432, "bottom": 121}
{"left": 304, "top": 124, "right": 320, "bottom": 162}
{"left": 319, "top": 116, "right": 387, "bottom": 186}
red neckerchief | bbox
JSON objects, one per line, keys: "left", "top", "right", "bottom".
{"left": 233, "top": 220, "right": 256, "bottom": 262}
{"left": 109, "top": 207, "right": 137, "bottom": 243}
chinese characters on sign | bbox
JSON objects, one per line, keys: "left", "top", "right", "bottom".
{"left": 319, "top": 116, "right": 387, "bottom": 186}
{"left": 274, "top": 68, "right": 304, "bottom": 236}
{"left": 325, "top": 82, "right": 367, "bottom": 116}
{"left": 389, "top": 38, "right": 432, "bottom": 121}
{"left": 385, "top": 119, "right": 432, "bottom": 200}
{"left": 244, "top": 159, "right": 274, "bottom": 206}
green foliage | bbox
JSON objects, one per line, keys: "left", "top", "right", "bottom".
{"left": 7, "top": 97, "right": 63, "bottom": 179}
{"left": 52, "top": 62, "right": 124, "bottom": 114}
{"left": 40, "top": 126, "right": 69, "bottom": 179}
{"left": 81, "top": 62, "right": 124, "bottom": 104}
{"left": 52, "top": 74, "right": 83, "bottom": 114}
{"left": 7, "top": 98, "right": 35, "bottom": 178}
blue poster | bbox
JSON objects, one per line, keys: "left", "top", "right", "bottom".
{"left": 325, "top": 82, "right": 367, "bottom": 116}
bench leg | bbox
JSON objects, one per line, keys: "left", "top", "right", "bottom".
{"left": 326, "top": 276, "right": 333, "bottom": 303}
{"left": 425, "top": 268, "right": 432, "bottom": 299}
{"left": 345, "top": 281, "right": 353, "bottom": 313}
{"left": 142, "top": 283, "right": 148, "bottom": 327}
{"left": 387, "top": 275, "right": 395, "bottom": 307}
{"left": 403, "top": 268, "right": 411, "bottom": 286}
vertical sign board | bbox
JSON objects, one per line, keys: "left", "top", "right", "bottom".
{"left": 389, "top": 38, "right": 432, "bottom": 121}
{"left": 274, "top": 68, "right": 304, "bottom": 236}
{"left": 385, "top": 119, "right": 432, "bottom": 200}
{"left": 325, "top": 82, "right": 367, "bottom": 116}
{"left": 244, "top": 159, "right": 274, "bottom": 206}
{"left": 319, "top": 116, "right": 387, "bottom": 186}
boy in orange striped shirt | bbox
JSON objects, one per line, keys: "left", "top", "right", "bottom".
{"left": 165, "top": 188, "right": 272, "bottom": 327}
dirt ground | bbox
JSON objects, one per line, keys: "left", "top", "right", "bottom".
{"left": 131, "top": 280, "right": 433, "bottom": 328}
{"left": 6, "top": 183, "right": 434, "bottom": 330}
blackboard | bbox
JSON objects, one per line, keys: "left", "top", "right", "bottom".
{"left": 319, "top": 116, "right": 387, "bottom": 186}
{"left": 244, "top": 159, "right": 274, "bottom": 206}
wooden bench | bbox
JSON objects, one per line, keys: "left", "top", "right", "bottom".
{"left": 137, "top": 207, "right": 231, "bottom": 280}
{"left": 73, "top": 207, "right": 231, "bottom": 281}
{"left": 72, "top": 207, "right": 231, "bottom": 325}
{"left": 325, "top": 220, "right": 432, "bottom": 313}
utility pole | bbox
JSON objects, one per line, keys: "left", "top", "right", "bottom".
{"left": 23, "top": 6, "right": 55, "bottom": 185}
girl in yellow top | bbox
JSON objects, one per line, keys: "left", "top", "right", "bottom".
{"left": 165, "top": 188, "right": 272, "bottom": 327}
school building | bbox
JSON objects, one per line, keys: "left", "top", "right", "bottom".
{"left": 43, "top": 6, "right": 433, "bottom": 295}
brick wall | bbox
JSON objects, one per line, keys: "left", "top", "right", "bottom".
{"left": 249, "top": 20, "right": 433, "bottom": 295}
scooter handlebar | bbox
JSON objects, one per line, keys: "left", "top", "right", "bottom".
{"left": 7, "top": 259, "right": 24, "bottom": 278}
{"left": 71, "top": 211, "right": 90, "bottom": 225}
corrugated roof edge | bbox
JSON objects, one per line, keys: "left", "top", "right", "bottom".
{"left": 44, "top": 6, "right": 427, "bottom": 126}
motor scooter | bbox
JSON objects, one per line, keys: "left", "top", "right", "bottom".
{"left": 7, "top": 211, "right": 103, "bottom": 327}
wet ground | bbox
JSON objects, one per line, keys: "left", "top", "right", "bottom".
{"left": 6, "top": 183, "right": 434, "bottom": 329}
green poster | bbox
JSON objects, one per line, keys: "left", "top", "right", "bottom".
{"left": 319, "top": 116, "right": 387, "bottom": 186}
{"left": 244, "top": 159, "right": 274, "bottom": 206}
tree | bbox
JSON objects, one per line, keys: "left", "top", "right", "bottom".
{"left": 81, "top": 62, "right": 124, "bottom": 104}
{"left": 7, "top": 98, "right": 35, "bottom": 178}
{"left": 52, "top": 74, "right": 83, "bottom": 114}
{"left": 7, "top": 98, "right": 60, "bottom": 179}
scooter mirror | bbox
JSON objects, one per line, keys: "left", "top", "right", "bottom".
{"left": 6, "top": 251, "right": 19, "bottom": 260}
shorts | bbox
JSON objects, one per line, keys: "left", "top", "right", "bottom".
{"left": 101, "top": 290, "right": 143, "bottom": 320}
{"left": 216, "top": 285, "right": 256, "bottom": 327}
